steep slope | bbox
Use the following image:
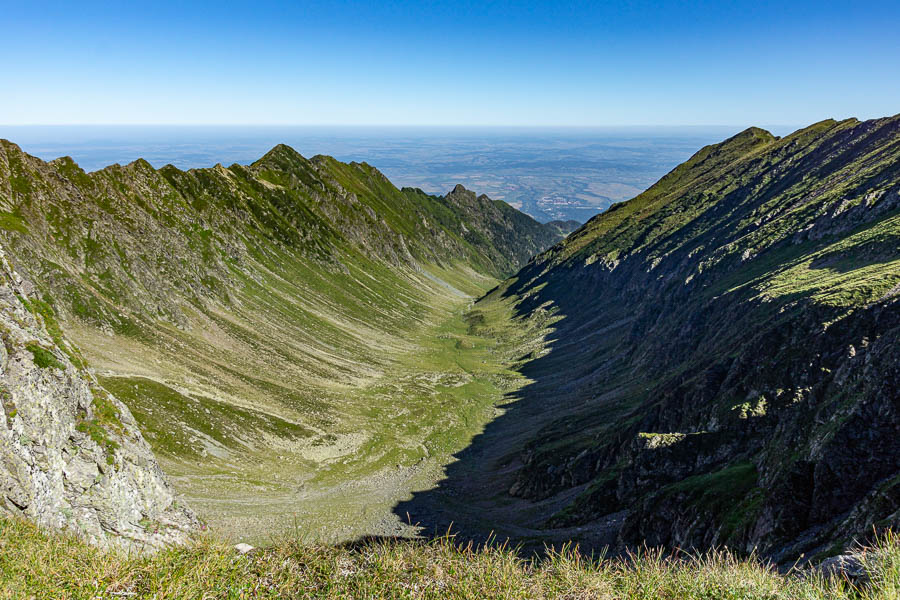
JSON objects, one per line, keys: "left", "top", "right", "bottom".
{"left": 402, "top": 184, "right": 569, "bottom": 276}
{"left": 0, "top": 244, "right": 196, "bottom": 549}
{"left": 0, "top": 141, "right": 565, "bottom": 542}
{"left": 403, "top": 116, "right": 900, "bottom": 561}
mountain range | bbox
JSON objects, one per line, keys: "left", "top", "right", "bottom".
{"left": 1, "top": 116, "right": 898, "bottom": 561}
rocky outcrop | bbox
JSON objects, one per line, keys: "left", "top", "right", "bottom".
{"left": 0, "top": 243, "right": 197, "bottom": 550}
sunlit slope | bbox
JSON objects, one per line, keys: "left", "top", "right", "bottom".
{"left": 0, "top": 140, "right": 564, "bottom": 541}
{"left": 477, "top": 116, "right": 900, "bottom": 559}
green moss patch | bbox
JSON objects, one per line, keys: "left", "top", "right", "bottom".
{"left": 25, "top": 343, "right": 64, "bottom": 370}
{"left": 0, "top": 210, "right": 28, "bottom": 234}
{"left": 660, "top": 462, "right": 764, "bottom": 543}
{"left": 71, "top": 388, "right": 126, "bottom": 466}
{"left": 20, "top": 295, "right": 87, "bottom": 369}
{"left": 1, "top": 386, "right": 15, "bottom": 428}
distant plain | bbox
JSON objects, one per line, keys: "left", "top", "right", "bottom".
{"left": 0, "top": 125, "right": 770, "bottom": 222}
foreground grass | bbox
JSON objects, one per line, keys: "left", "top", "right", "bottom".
{"left": 2, "top": 518, "right": 897, "bottom": 599}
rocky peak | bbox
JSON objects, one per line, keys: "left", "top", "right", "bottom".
{"left": 446, "top": 184, "right": 476, "bottom": 201}
{"left": 252, "top": 143, "right": 308, "bottom": 171}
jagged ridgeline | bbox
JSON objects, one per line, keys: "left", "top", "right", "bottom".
{"left": 0, "top": 140, "right": 568, "bottom": 542}
{"left": 471, "top": 116, "right": 900, "bottom": 560}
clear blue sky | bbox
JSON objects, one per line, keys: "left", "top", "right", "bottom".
{"left": 3, "top": 0, "right": 898, "bottom": 126}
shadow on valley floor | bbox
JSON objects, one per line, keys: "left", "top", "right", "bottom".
{"left": 388, "top": 273, "right": 634, "bottom": 557}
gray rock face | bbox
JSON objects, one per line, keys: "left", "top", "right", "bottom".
{"left": 817, "top": 551, "right": 871, "bottom": 586}
{"left": 0, "top": 243, "right": 197, "bottom": 550}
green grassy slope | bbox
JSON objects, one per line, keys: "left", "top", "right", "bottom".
{"left": 448, "top": 115, "right": 900, "bottom": 560}
{"left": 0, "top": 140, "right": 564, "bottom": 543}
{"left": 5, "top": 516, "right": 897, "bottom": 599}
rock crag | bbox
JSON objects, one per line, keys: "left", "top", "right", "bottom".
{"left": 0, "top": 244, "right": 197, "bottom": 550}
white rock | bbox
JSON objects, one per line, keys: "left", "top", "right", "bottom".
{"left": 234, "top": 543, "right": 255, "bottom": 554}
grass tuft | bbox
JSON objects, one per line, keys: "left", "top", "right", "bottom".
{"left": 24, "top": 342, "right": 64, "bottom": 370}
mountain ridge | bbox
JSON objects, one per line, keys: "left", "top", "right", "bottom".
{"left": 396, "top": 114, "right": 900, "bottom": 562}
{"left": 505, "top": 115, "right": 900, "bottom": 558}
{"left": 0, "top": 139, "right": 568, "bottom": 543}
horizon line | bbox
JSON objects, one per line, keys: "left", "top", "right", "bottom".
{"left": 0, "top": 122, "right": 804, "bottom": 129}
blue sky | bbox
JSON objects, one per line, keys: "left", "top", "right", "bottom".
{"left": 2, "top": 0, "right": 898, "bottom": 126}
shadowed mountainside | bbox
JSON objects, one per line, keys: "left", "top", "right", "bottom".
{"left": 396, "top": 116, "right": 900, "bottom": 563}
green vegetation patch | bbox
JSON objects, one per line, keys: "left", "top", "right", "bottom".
{"left": 0, "top": 210, "right": 28, "bottom": 234}
{"left": 74, "top": 388, "right": 124, "bottom": 465}
{"left": 25, "top": 342, "right": 64, "bottom": 370}
{"left": 53, "top": 156, "right": 94, "bottom": 189}
{"left": 659, "top": 462, "right": 764, "bottom": 543}
{"left": 75, "top": 419, "right": 120, "bottom": 465}
{"left": 760, "top": 212, "right": 900, "bottom": 308}
{"left": 20, "top": 294, "right": 87, "bottom": 369}
{"left": 1, "top": 386, "right": 15, "bottom": 428}
{"left": 99, "top": 375, "right": 315, "bottom": 462}
{"left": 89, "top": 387, "right": 124, "bottom": 434}
{"left": 665, "top": 462, "right": 757, "bottom": 505}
